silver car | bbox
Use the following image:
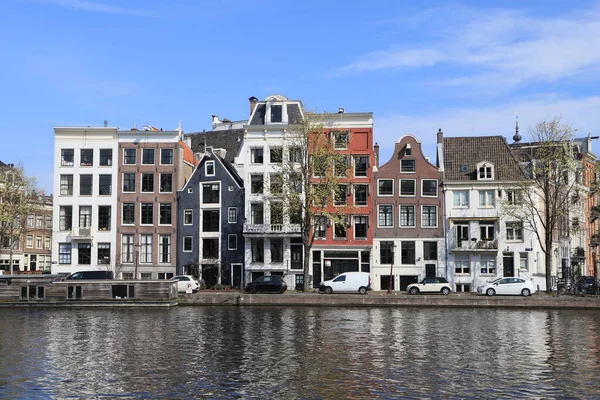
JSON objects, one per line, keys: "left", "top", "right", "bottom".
{"left": 173, "top": 275, "right": 199, "bottom": 293}
{"left": 477, "top": 277, "right": 536, "bottom": 296}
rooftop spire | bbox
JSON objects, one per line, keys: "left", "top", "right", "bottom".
{"left": 513, "top": 113, "right": 522, "bottom": 143}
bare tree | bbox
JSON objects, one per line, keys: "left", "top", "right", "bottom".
{"left": 505, "top": 117, "right": 581, "bottom": 291}
{"left": 0, "top": 164, "right": 40, "bottom": 274}
{"left": 277, "top": 112, "right": 351, "bottom": 291}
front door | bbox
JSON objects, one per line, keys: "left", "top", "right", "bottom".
{"left": 232, "top": 264, "right": 242, "bottom": 289}
{"left": 503, "top": 254, "right": 514, "bottom": 277}
{"left": 425, "top": 264, "right": 436, "bottom": 278}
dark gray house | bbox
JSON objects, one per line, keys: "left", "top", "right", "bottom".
{"left": 177, "top": 146, "right": 245, "bottom": 288}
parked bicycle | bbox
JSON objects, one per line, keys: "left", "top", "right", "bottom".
{"left": 557, "top": 277, "right": 596, "bottom": 297}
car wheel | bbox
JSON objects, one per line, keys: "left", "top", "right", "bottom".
{"left": 409, "top": 287, "right": 419, "bottom": 295}
{"left": 358, "top": 286, "right": 367, "bottom": 295}
{"left": 521, "top": 288, "right": 531, "bottom": 297}
{"left": 325, "top": 286, "right": 333, "bottom": 294}
{"left": 276, "top": 287, "right": 284, "bottom": 294}
{"left": 486, "top": 288, "right": 495, "bottom": 296}
{"left": 441, "top": 287, "right": 450, "bottom": 295}
{"left": 248, "top": 287, "right": 257, "bottom": 294}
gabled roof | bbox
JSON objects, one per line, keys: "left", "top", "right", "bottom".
{"left": 0, "top": 161, "right": 7, "bottom": 168}
{"left": 184, "top": 129, "right": 244, "bottom": 163}
{"left": 178, "top": 140, "right": 198, "bottom": 166}
{"left": 443, "top": 136, "right": 524, "bottom": 181}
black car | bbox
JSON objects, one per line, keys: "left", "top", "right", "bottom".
{"left": 578, "top": 276, "right": 599, "bottom": 294}
{"left": 245, "top": 276, "right": 287, "bottom": 294}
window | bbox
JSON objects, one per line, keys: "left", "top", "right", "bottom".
{"left": 289, "top": 147, "right": 302, "bottom": 163}
{"left": 401, "top": 241, "right": 415, "bottom": 264}
{"left": 142, "top": 148, "right": 155, "bottom": 165}
{"left": 159, "top": 203, "right": 172, "bottom": 225}
{"left": 160, "top": 148, "right": 173, "bottom": 165}
{"left": 79, "top": 206, "right": 92, "bottom": 228}
{"left": 123, "top": 173, "right": 136, "bottom": 192}
{"left": 354, "top": 216, "right": 368, "bottom": 239}
{"left": 98, "top": 206, "right": 111, "bottom": 230}
{"left": 314, "top": 216, "right": 327, "bottom": 239}
{"left": 183, "top": 236, "right": 193, "bottom": 252}
{"left": 270, "top": 174, "right": 283, "bottom": 195}
{"left": 271, "top": 105, "right": 282, "bottom": 122}
{"left": 228, "top": 207, "right": 237, "bottom": 223}
{"left": 378, "top": 205, "right": 393, "bottom": 227}
{"left": 184, "top": 209, "right": 193, "bottom": 225}
{"left": 354, "top": 184, "right": 368, "bottom": 206}
{"left": 27, "top": 215, "right": 34, "bottom": 228}
{"left": 479, "top": 190, "right": 495, "bottom": 207}
{"left": 334, "top": 185, "right": 347, "bottom": 206}
{"left": 422, "top": 206, "right": 437, "bottom": 227}
{"left": 141, "top": 173, "right": 154, "bottom": 193}
{"left": 78, "top": 243, "right": 91, "bottom": 265}
{"left": 202, "top": 239, "right": 218, "bottom": 259}
{"left": 80, "top": 149, "right": 93, "bottom": 166}
{"left": 98, "top": 243, "right": 111, "bottom": 265}
{"left": 44, "top": 237, "right": 51, "bottom": 249}
{"left": 251, "top": 148, "right": 264, "bottom": 164}
{"left": 401, "top": 159, "right": 416, "bottom": 172}
{"left": 506, "top": 221, "right": 523, "bottom": 241}
{"left": 332, "top": 130, "right": 349, "bottom": 149}
{"left": 480, "top": 222, "right": 494, "bottom": 240}
{"left": 334, "top": 219, "right": 347, "bottom": 239}
{"left": 400, "top": 205, "right": 415, "bottom": 227}
{"left": 160, "top": 173, "right": 173, "bottom": 192}
{"left": 251, "top": 203, "right": 264, "bottom": 224}
{"left": 478, "top": 165, "right": 492, "bottom": 180}
{"left": 506, "top": 190, "right": 522, "bottom": 205}
{"left": 141, "top": 203, "right": 153, "bottom": 225}
{"left": 61, "top": 149, "right": 74, "bottom": 166}
{"left": 26, "top": 235, "right": 33, "bottom": 248}
{"left": 380, "top": 241, "right": 394, "bottom": 264}
{"left": 270, "top": 147, "right": 283, "bottom": 163}
{"left": 59, "top": 243, "right": 72, "bottom": 264}
{"left": 122, "top": 234, "right": 134, "bottom": 263}
{"left": 271, "top": 238, "right": 283, "bottom": 262}
{"left": 202, "top": 210, "right": 219, "bottom": 232}
{"left": 79, "top": 175, "right": 92, "bottom": 196}
{"left": 124, "top": 148, "right": 136, "bottom": 165}
{"left": 422, "top": 180, "right": 438, "bottom": 197}
{"left": 140, "top": 234, "right": 152, "bottom": 263}
{"left": 159, "top": 235, "right": 171, "bottom": 263}
{"left": 122, "top": 203, "right": 135, "bottom": 224}
{"left": 354, "top": 156, "right": 369, "bottom": 177}
{"left": 203, "top": 183, "right": 219, "bottom": 203}
{"left": 59, "top": 206, "right": 72, "bottom": 231}
{"left": 36, "top": 216, "right": 43, "bottom": 228}
{"left": 205, "top": 161, "right": 215, "bottom": 176}
{"left": 45, "top": 215, "right": 52, "bottom": 229}
{"left": 455, "top": 257, "right": 470, "bottom": 274}
{"left": 335, "top": 156, "right": 349, "bottom": 177}
{"left": 400, "top": 179, "right": 416, "bottom": 196}
{"left": 378, "top": 179, "right": 393, "bottom": 196}
{"left": 423, "top": 242, "right": 437, "bottom": 260}
{"left": 270, "top": 202, "right": 283, "bottom": 225}
{"left": 250, "top": 175, "right": 264, "bottom": 194}
{"left": 228, "top": 234, "right": 238, "bottom": 250}
{"left": 60, "top": 175, "right": 73, "bottom": 196}
{"left": 480, "top": 256, "right": 496, "bottom": 274}
{"left": 99, "top": 149, "right": 112, "bottom": 166}
{"left": 453, "top": 191, "right": 469, "bottom": 207}
{"left": 251, "top": 238, "right": 264, "bottom": 262}
{"left": 519, "top": 253, "right": 529, "bottom": 270}
{"left": 98, "top": 174, "right": 111, "bottom": 195}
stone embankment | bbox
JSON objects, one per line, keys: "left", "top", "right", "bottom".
{"left": 179, "top": 291, "right": 600, "bottom": 309}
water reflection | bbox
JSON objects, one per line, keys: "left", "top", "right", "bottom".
{"left": 0, "top": 307, "right": 599, "bottom": 399}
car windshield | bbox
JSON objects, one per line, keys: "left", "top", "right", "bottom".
{"left": 488, "top": 278, "right": 503, "bottom": 284}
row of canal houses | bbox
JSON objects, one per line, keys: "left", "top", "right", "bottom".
{"left": 51, "top": 94, "right": 600, "bottom": 292}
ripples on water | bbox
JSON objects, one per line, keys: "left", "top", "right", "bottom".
{"left": 1, "top": 307, "right": 599, "bottom": 399}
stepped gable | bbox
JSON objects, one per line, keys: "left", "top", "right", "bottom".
{"left": 443, "top": 135, "right": 524, "bottom": 181}
{"left": 185, "top": 129, "right": 244, "bottom": 163}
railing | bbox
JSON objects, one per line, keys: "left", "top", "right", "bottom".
{"left": 244, "top": 224, "right": 302, "bottom": 234}
{"left": 452, "top": 238, "right": 498, "bottom": 250}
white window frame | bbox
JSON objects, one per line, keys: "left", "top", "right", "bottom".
{"left": 400, "top": 159, "right": 416, "bottom": 173}
{"left": 477, "top": 162, "right": 494, "bottom": 180}
{"left": 378, "top": 205, "right": 394, "bottom": 228}
{"left": 159, "top": 235, "right": 171, "bottom": 264}
{"left": 519, "top": 252, "right": 529, "bottom": 270}
{"left": 183, "top": 236, "right": 193, "bottom": 252}
{"left": 399, "top": 205, "right": 416, "bottom": 227}
{"left": 184, "top": 209, "right": 193, "bottom": 225}
{"left": 479, "top": 190, "right": 495, "bottom": 207}
{"left": 453, "top": 190, "right": 469, "bottom": 207}
{"left": 205, "top": 160, "right": 215, "bottom": 176}
{"left": 160, "top": 148, "right": 174, "bottom": 165}
{"left": 377, "top": 179, "right": 394, "bottom": 197}
{"left": 480, "top": 257, "right": 496, "bottom": 275}
{"left": 228, "top": 234, "right": 238, "bottom": 250}
{"left": 399, "top": 179, "right": 416, "bottom": 197}
{"left": 421, "top": 205, "right": 438, "bottom": 228}
{"left": 142, "top": 148, "right": 155, "bottom": 165}
{"left": 228, "top": 207, "right": 237, "bottom": 223}
{"left": 422, "top": 179, "right": 438, "bottom": 197}
{"left": 353, "top": 216, "right": 368, "bottom": 240}
{"left": 506, "top": 221, "right": 524, "bottom": 241}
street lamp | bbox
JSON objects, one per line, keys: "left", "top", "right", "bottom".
{"left": 387, "top": 244, "right": 395, "bottom": 294}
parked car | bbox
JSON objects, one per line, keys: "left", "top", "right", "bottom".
{"left": 477, "top": 277, "right": 536, "bottom": 296}
{"left": 319, "top": 272, "right": 371, "bottom": 294}
{"left": 65, "top": 270, "right": 114, "bottom": 280}
{"left": 406, "top": 277, "right": 452, "bottom": 295}
{"left": 245, "top": 276, "right": 287, "bottom": 294}
{"left": 173, "top": 275, "right": 199, "bottom": 293}
{"left": 558, "top": 276, "right": 600, "bottom": 295}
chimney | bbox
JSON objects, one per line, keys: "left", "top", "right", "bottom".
{"left": 374, "top": 142, "right": 380, "bottom": 167}
{"left": 249, "top": 96, "right": 259, "bottom": 116}
{"left": 437, "top": 128, "right": 443, "bottom": 144}
{"left": 212, "top": 115, "right": 221, "bottom": 129}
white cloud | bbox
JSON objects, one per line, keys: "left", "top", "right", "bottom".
{"left": 30, "top": 0, "right": 153, "bottom": 17}
{"left": 374, "top": 95, "right": 600, "bottom": 166}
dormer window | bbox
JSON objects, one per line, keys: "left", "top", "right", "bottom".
{"left": 271, "top": 105, "right": 282, "bottom": 123}
{"left": 405, "top": 144, "right": 412, "bottom": 156}
{"left": 477, "top": 162, "right": 494, "bottom": 180}
{"left": 205, "top": 161, "right": 215, "bottom": 176}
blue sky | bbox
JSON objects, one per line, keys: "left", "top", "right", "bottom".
{"left": 2, "top": 0, "right": 600, "bottom": 194}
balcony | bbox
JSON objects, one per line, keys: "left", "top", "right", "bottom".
{"left": 243, "top": 223, "right": 301, "bottom": 235}
{"left": 452, "top": 238, "right": 498, "bottom": 252}
{"left": 70, "top": 227, "right": 93, "bottom": 240}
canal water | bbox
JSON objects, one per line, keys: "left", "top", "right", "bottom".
{"left": 1, "top": 307, "right": 599, "bottom": 399}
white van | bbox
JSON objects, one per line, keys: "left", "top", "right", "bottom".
{"left": 319, "top": 272, "right": 371, "bottom": 295}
